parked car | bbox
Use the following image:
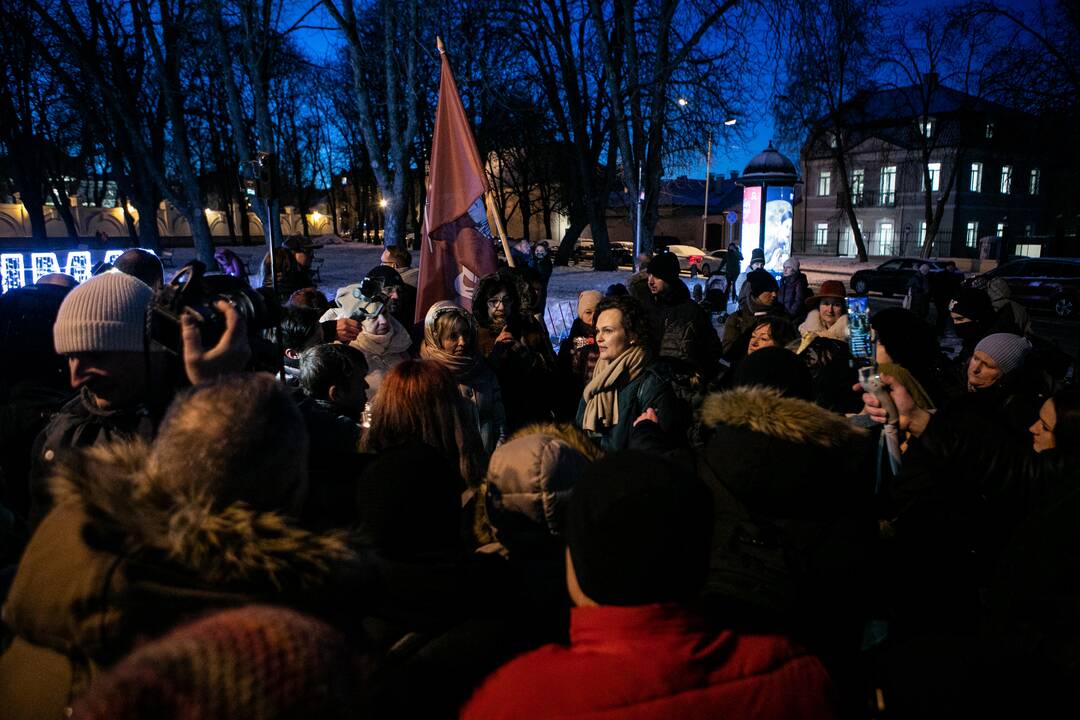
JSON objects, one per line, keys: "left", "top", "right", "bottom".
{"left": 696, "top": 249, "right": 726, "bottom": 277}
{"left": 661, "top": 244, "right": 708, "bottom": 275}
{"left": 966, "top": 256, "right": 1080, "bottom": 318}
{"left": 850, "top": 257, "right": 950, "bottom": 297}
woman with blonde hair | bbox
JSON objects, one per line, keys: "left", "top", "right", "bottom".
{"left": 420, "top": 301, "right": 506, "bottom": 453}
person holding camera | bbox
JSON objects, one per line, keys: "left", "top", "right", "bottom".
{"left": 348, "top": 291, "right": 413, "bottom": 399}
{"left": 27, "top": 272, "right": 252, "bottom": 528}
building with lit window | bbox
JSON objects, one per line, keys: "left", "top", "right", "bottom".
{"left": 794, "top": 76, "right": 1050, "bottom": 258}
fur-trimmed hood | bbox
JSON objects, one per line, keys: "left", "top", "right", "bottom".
{"left": 48, "top": 440, "right": 357, "bottom": 592}
{"left": 698, "top": 387, "right": 873, "bottom": 520}
{"left": 700, "top": 386, "right": 867, "bottom": 448}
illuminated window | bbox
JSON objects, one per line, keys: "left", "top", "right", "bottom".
{"left": 1000, "top": 165, "right": 1012, "bottom": 194}
{"left": 996, "top": 222, "right": 1006, "bottom": 239}
{"left": 1029, "top": 168, "right": 1040, "bottom": 195}
{"left": 986, "top": 123, "right": 995, "bottom": 139}
{"left": 917, "top": 221, "right": 927, "bottom": 247}
{"left": 918, "top": 118, "right": 934, "bottom": 138}
{"left": 879, "top": 166, "right": 897, "bottom": 205}
{"left": 922, "top": 162, "right": 941, "bottom": 192}
{"left": 970, "top": 162, "right": 983, "bottom": 192}
{"left": 818, "top": 171, "right": 831, "bottom": 196}
{"left": 815, "top": 223, "right": 829, "bottom": 246}
{"left": 851, "top": 169, "right": 865, "bottom": 204}
{"left": 879, "top": 222, "right": 895, "bottom": 255}
{"left": 966, "top": 221, "right": 979, "bottom": 248}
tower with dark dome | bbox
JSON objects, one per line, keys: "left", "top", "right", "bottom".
{"left": 737, "top": 144, "right": 799, "bottom": 275}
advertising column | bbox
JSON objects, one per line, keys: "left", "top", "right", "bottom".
{"left": 739, "top": 186, "right": 761, "bottom": 272}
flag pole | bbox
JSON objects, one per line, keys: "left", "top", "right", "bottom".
{"left": 486, "top": 191, "right": 516, "bottom": 268}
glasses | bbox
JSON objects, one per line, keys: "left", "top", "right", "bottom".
{"left": 487, "top": 296, "right": 508, "bottom": 308}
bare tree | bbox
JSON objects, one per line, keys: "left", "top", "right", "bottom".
{"left": 586, "top": 0, "right": 745, "bottom": 264}
{"left": 773, "top": 0, "right": 889, "bottom": 261}
{"left": 322, "top": 0, "right": 419, "bottom": 247}
{"left": 880, "top": 8, "right": 1012, "bottom": 257}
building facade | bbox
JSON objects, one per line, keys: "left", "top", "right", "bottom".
{"left": 795, "top": 80, "right": 1050, "bottom": 259}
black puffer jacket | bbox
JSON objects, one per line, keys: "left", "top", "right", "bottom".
{"left": 646, "top": 279, "right": 721, "bottom": 383}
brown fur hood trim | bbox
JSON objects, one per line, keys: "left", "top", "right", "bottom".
{"left": 49, "top": 440, "right": 356, "bottom": 591}
{"left": 700, "top": 386, "right": 868, "bottom": 448}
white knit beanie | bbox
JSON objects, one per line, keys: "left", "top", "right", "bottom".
{"left": 54, "top": 272, "right": 154, "bottom": 354}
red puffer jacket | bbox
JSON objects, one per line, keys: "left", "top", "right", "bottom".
{"left": 461, "top": 603, "right": 835, "bottom": 720}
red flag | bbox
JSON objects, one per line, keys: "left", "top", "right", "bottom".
{"left": 414, "top": 43, "right": 498, "bottom": 324}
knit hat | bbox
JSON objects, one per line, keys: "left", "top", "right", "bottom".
{"left": 53, "top": 272, "right": 154, "bottom": 354}
{"left": 974, "top": 333, "right": 1032, "bottom": 378}
{"left": 746, "top": 269, "right": 779, "bottom": 298}
{"left": 355, "top": 442, "right": 462, "bottom": 560}
{"left": 733, "top": 346, "right": 813, "bottom": 401}
{"left": 566, "top": 451, "right": 713, "bottom": 606}
{"left": 73, "top": 606, "right": 357, "bottom": 720}
{"left": 647, "top": 252, "right": 680, "bottom": 284}
{"left": 783, "top": 257, "right": 801, "bottom": 273}
{"left": 949, "top": 287, "right": 995, "bottom": 325}
{"left": 749, "top": 247, "right": 765, "bottom": 265}
{"left": 805, "top": 279, "right": 847, "bottom": 307}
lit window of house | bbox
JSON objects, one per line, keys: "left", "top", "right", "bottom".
{"left": 1029, "top": 168, "right": 1040, "bottom": 195}
{"left": 966, "top": 221, "right": 979, "bottom": 248}
{"left": 986, "top": 123, "right": 995, "bottom": 139}
{"left": 818, "top": 171, "right": 831, "bottom": 196}
{"left": 970, "top": 162, "right": 983, "bottom": 192}
{"left": 917, "top": 221, "right": 927, "bottom": 246}
{"left": 918, "top": 118, "right": 934, "bottom": 138}
{"left": 878, "top": 222, "right": 895, "bottom": 255}
{"left": 879, "top": 166, "right": 897, "bottom": 205}
{"left": 922, "top": 162, "right": 941, "bottom": 192}
{"left": 815, "top": 223, "right": 829, "bottom": 246}
{"left": 996, "top": 222, "right": 1006, "bottom": 239}
{"left": 851, "top": 168, "right": 864, "bottom": 203}
{"left": 1000, "top": 165, "right": 1012, "bottom": 194}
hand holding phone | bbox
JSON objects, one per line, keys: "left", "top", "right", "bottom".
{"left": 858, "top": 366, "right": 898, "bottom": 425}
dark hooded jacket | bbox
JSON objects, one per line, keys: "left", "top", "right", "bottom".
{"left": 0, "top": 440, "right": 359, "bottom": 720}
{"left": 696, "top": 387, "right": 877, "bottom": 695}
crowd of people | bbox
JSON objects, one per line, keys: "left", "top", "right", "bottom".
{"left": 0, "top": 239, "right": 1077, "bottom": 719}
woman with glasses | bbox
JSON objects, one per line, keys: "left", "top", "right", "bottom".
{"left": 473, "top": 270, "right": 557, "bottom": 432}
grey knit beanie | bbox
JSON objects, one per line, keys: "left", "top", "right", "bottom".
{"left": 54, "top": 272, "right": 154, "bottom": 354}
{"left": 974, "top": 332, "right": 1032, "bottom": 377}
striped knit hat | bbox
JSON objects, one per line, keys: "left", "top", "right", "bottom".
{"left": 73, "top": 606, "right": 358, "bottom": 720}
{"left": 53, "top": 272, "right": 154, "bottom": 354}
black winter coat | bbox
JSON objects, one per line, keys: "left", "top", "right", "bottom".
{"left": 647, "top": 280, "right": 721, "bottom": 383}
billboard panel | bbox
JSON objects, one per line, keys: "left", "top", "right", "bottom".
{"left": 739, "top": 186, "right": 761, "bottom": 272}
{"left": 763, "top": 185, "right": 794, "bottom": 275}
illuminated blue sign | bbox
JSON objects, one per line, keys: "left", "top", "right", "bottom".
{"left": 0, "top": 249, "right": 157, "bottom": 294}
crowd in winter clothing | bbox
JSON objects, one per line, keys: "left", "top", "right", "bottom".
{"left": 0, "top": 239, "right": 1078, "bottom": 719}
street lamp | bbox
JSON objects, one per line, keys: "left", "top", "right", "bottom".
{"left": 378, "top": 199, "right": 388, "bottom": 243}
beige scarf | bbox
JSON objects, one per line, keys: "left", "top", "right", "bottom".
{"left": 580, "top": 345, "right": 647, "bottom": 432}
{"left": 350, "top": 316, "right": 412, "bottom": 357}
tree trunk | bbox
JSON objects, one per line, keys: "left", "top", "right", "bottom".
{"left": 133, "top": 195, "right": 160, "bottom": 252}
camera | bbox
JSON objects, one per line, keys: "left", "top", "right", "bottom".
{"left": 149, "top": 261, "right": 279, "bottom": 360}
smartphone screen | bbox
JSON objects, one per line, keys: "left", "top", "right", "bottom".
{"left": 848, "top": 295, "right": 873, "bottom": 363}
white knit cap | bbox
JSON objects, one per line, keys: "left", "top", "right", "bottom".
{"left": 53, "top": 272, "right": 154, "bottom": 354}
